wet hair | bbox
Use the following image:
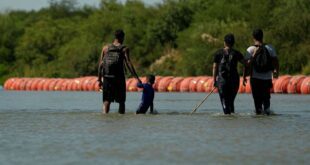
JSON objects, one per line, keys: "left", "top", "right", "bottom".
{"left": 115, "top": 29, "right": 125, "bottom": 40}
{"left": 252, "top": 29, "right": 263, "bottom": 42}
{"left": 224, "top": 33, "right": 235, "bottom": 47}
{"left": 147, "top": 75, "right": 155, "bottom": 84}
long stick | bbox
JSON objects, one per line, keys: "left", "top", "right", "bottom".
{"left": 190, "top": 87, "right": 216, "bottom": 115}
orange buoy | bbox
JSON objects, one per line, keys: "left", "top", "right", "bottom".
{"left": 18, "top": 78, "right": 29, "bottom": 90}
{"left": 4, "top": 78, "right": 17, "bottom": 90}
{"left": 30, "top": 78, "right": 42, "bottom": 91}
{"left": 203, "top": 78, "right": 214, "bottom": 92}
{"left": 128, "top": 78, "right": 139, "bottom": 92}
{"left": 153, "top": 76, "right": 163, "bottom": 91}
{"left": 180, "top": 77, "right": 194, "bottom": 92}
{"left": 25, "top": 78, "right": 34, "bottom": 90}
{"left": 126, "top": 78, "right": 135, "bottom": 91}
{"left": 300, "top": 77, "right": 310, "bottom": 94}
{"left": 238, "top": 77, "right": 246, "bottom": 93}
{"left": 189, "top": 77, "right": 204, "bottom": 92}
{"left": 81, "top": 77, "right": 94, "bottom": 91}
{"left": 167, "top": 77, "right": 184, "bottom": 92}
{"left": 94, "top": 80, "right": 100, "bottom": 91}
{"left": 287, "top": 75, "right": 306, "bottom": 94}
{"left": 53, "top": 79, "right": 65, "bottom": 91}
{"left": 270, "top": 78, "right": 277, "bottom": 93}
{"left": 274, "top": 75, "right": 292, "bottom": 93}
{"left": 57, "top": 79, "right": 69, "bottom": 91}
{"left": 158, "top": 76, "right": 173, "bottom": 92}
{"left": 245, "top": 78, "right": 252, "bottom": 93}
{"left": 10, "top": 78, "right": 22, "bottom": 90}
{"left": 48, "top": 79, "right": 60, "bottom": 91}
{"left": 65, "top": 79, "right": 75, "bottom": 91}
{"left": 36, "top": 79, "right": 46, "bottom": 91}
{"left": 86, "top": 77, "right": 97, "bottom": 91}
{"left": 196, "top": 77, "right": 211, "bottom": 92}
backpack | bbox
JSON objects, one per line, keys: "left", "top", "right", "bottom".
{"left": 253, "top": 45, "right": 273, "bottom": 73}
{"left": 219, "top": 49, "right": 233, "bottom": 79}
{"left": 102, "top": 44, "right": 126, "bottom": 78}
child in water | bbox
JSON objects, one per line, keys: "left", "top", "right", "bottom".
{"left": 136, "top": 75, "right": 156, "bottom": 114}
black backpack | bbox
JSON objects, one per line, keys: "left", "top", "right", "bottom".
{"left": 253, "top": 45, "right": 273, "bottom": 73}
{"left": 102, "top": 44, "right": 126, "bottom": 78}
{"left": 219, "top": 49, "right": 233, "bottom": 79}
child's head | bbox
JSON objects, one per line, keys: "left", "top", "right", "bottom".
{"left": 147, "top": 75, "right": 155, "bottom": 85}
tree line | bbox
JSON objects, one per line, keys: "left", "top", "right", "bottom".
{"left": 0, "top": 0, "right": 309, "bottom": 84}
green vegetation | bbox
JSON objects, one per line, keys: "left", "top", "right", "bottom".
{"left": 0, "top": 0, "right": 309, "bottom": 84}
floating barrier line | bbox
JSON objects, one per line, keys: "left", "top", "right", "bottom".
{"left": 3, "top": 75, "right": 310, "bottom": 94}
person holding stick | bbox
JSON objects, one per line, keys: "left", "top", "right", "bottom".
{"left": 213, "top": 33, "right": 244, "bottom": 114}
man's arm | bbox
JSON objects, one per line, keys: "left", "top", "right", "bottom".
{"left": 124, "top": 47, "right": 139, "bottom": 79}
{"left": 272, "top": 57, "right": 279, "bottom": 78}
{"left": 98, "top": 46, "right": 108, "bottom": 86}
{"left": 212, "top": 63, "right": 219, "bottom": 87}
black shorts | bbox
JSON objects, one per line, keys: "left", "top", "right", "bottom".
{"left": 102, "top": 77, "right": 126, "bottom": 103}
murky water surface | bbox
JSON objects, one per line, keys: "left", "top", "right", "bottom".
{"left": 0, "top": 91, "right": 309, "bottom": 165}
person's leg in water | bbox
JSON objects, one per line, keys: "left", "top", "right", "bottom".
{"left": 103, "top": 101, "right": 111, "bottom": 114}
{"left": 251, "top": 78, "right": 263, "bottom": 114}
{"left": 136, "top": 104, "right": 149, "bottom": 114}
{"left": 228, "top": 79, "right": 239, "bottom": 114}
{"left": 219, "top": 84, "right": 231, "bottom": 114}
{"left": 262, "top": 79, "right": 272, "bottom": 115}
{"left": 118, "top": 102, "right": 125, "bottom": 114}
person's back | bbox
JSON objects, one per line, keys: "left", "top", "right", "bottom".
{"left": 243, "top": 29, "right": 279, "bottom": 115}
{"left": 98, "top": 29, "right": 140, "bottom": 114}
{"left": 136, "top": 75, "right": 155, "bottom": 114}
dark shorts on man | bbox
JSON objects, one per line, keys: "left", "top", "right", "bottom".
{"left": 102, "top": 77, "right": 126, "bottom": 103}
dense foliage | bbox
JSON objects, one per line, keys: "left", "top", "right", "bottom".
{"left": 0, "top": 0, "right": 309, "bottom": 84}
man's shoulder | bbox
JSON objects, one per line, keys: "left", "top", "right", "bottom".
{"left": 264, "top": 44, "right": 276, "bottom": 57}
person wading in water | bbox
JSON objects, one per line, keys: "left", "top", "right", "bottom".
{"left": 213, "top": 33, "right": 245, "bottom": 114}
{"left": 98, "top": 29, "right": 140, "bottom": 114}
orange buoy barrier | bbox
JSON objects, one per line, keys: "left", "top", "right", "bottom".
{"left": 158, "top": 76, "right": 174, "bottom": 92}
{"left": 167, "top": 77, "right": 184, "bottom": 92}
{"left": 287, "top": 75, "right": 306, "bottom": 94}
{"left": 300, "top": 77, "right": 310, "bottom": 94}
{"left": 2, "top": 75, "right": 309, "bottom": 94}
{"left": 180, "top": 77, "right": 194, "bottom": 92}
{"left": 274, "top": 75, "right": 292, "bottom": 93}
{"left": 196, "top": 77, "right": 211, "bottom": 92}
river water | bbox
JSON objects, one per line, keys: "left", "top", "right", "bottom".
{"left": 0, "top": 91, "right": 309, "bottom": 165}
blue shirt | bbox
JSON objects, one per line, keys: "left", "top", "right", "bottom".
{"left": 137, "top": 82, "right": 154, "bottom": 106}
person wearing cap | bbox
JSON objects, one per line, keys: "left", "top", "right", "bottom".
{"left": 212, "top": 33, "right": 245, "bottom": 114}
